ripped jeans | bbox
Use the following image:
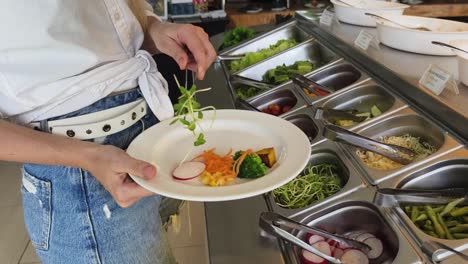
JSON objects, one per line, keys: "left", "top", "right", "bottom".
{"left": 21, "top": 89, "right": 177, "bottom": 264}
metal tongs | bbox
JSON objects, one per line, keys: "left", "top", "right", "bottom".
{"left": 230, "top": 74, "right": 274, "bottom": 90}
{"left": 216, "top": 54, "right": 244, "bottom": 62}
{"left": 289, "top": 72, "right": 335, "bottom": 96}
{"left": 323, "top": 125, "right": 416, "bottom": 165}
{"left": 259, "top": 212, "right": 371, "bottom": 264}
{"left": 315, "top": 107, "right": 367, "bottom": 124}
{"left": 421, "top": 240, "right": 468, "bottom": 262}
{"left": 374, "top": 188, "right": 468, "bottom": 207}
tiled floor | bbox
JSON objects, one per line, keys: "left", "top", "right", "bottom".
{"left": 0, "top": 161, "right": 209, "bottom": 264}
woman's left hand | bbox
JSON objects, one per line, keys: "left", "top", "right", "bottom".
{"left": 144, "top": 19, "right": 217, "bottom": 80}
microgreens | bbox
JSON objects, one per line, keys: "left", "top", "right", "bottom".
{"left": 170, "top": 76, "right": 216, "bottom": 146}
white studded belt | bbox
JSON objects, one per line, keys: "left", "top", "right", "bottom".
{"left": 29, "top": 99, "right": 148, "bottom": 140}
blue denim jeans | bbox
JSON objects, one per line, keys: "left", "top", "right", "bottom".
{"left": 21, "top": 90, "right": 176, "bottom": 264}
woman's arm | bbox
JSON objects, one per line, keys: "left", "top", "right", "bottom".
{"left": 141, "top": 17, "right": 217, "bottom": 80}
{"left": 0, "top": 119, "right": 156, "bottom": 208}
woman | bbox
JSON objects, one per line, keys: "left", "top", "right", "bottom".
{"left": 0, "top": 0, "right": 216, "bottom": 263}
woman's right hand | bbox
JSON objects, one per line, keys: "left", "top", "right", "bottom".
{"left": 84, "top": 145, "right": 157, "bottom": 208}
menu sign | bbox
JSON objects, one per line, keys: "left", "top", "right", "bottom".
{"left": 419, "top": 64, "right": 459, "bottom": 96}
{"left": 354, "top": 30, "right": 379, "bottom": 51}
{"left": 320, "top": 10, "right": 335, "bottom": 26}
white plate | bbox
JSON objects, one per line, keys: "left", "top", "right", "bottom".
{"left": 374, "top": 14, "right": 468, "bottom": 56}
{"left": 127, "top": 110, "right": 311, "bottom": 202}
{"left": 331, "top": 0, "right": 408, "bottom": 27}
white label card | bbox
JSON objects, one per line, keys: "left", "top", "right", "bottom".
{"left": 419, "top": 64, "right": 459, "bottom": 96}
{"left": 320, "top": 10, "right": 335, "bottom": 26}
{"left": 354, "top": 30, "right": 378, "bottom": 51}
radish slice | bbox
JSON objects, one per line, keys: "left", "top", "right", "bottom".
{"left": 172, "top": 161, "right": 206, "bottom": 180}
{"left": 301, "top": 241, "right": 331, "bottom": 264}
{"left": 363, "top": 237, "right": 383, "bottom": 259}
{"left": 356, "top": 233, "right": 375, "bottom": 242}
{"left": 333, "top": 248, "right": 344, "bottom": 259}
{"left": 308, "top": 235, "right": 325, "bottom": 246}
{"left": 340, "top": 249, "right": 369, "bottom": 264}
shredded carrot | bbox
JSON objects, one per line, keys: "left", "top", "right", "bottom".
{"left": 192, "top": 149, "right": 236, "bottom": 179}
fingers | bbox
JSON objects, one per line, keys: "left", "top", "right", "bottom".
{"left": 178, "top": 25, "right": 216, "bottom": 79}
{"left": 157, "top": 37, "right": 189, "bottom": 70}
{"left": 114, "top": 180, "right": 154, "bottom": 208}
{"left": 194, "top": 28, "right": 217, "bottom": 78}
{"left": 117, "top": 155, "right": 157, "bottom": 180}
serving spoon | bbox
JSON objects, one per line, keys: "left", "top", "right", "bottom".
{"left": 432, "top": 41, "right": 468, "bottom": 54}
{"left": 365, "top": 13, "right": 432, "bottom": 32}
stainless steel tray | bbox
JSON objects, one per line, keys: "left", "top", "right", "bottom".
{"left": 266, "top": 140, "right": 366, "bottom": 219}
{"left": 336, "top": 107, "right": 463, "bottom": 185}
{"left": 284, "top": 187, "right": 423, "bottom": 264}
{"left": 377, "top": 148, "right": 468, "bottom": 261}
{"left": 246, "top": 85, "right": 308, "bottom": 117}
{"left": 235, "top": 39, "right": 339, "bottom": 80}
{"left": 297, "top": 62, "right": 371, "bottom": 105}
{"left": 313, "top": 80, "right": 409, "bottom": 131}
{"left": 281, "top": 105, "right": 324, "bottom": 146}
{"left": 220, "top": 20, "right": 311, "bottom": 56}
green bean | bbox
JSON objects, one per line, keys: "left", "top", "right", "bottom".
{"left": 450, "top": 206, "right": 468, "bottom": 217}
{"left": 423, "top": 223, "right": 434, "bottom": 232}
{"left": 438, "top": 213, "right": 454, "bottom": 239}
{"left": 411, "top": 206, "right": 420, "bottom": 222}
{"left": 433, "top": 206, "right": 444, "bottom": 213}
{"left": 453, "top": 233, "right": 468, "bottom": 239}
{"left": 415, "top": 213, "right": 428, "bottom": 222}
{"left": 445, "top": 220, "right": 460, "bottom": 228}
{"left": 448, "top": 224, "right": 468, "bottom": 233}
{"left": 425, "top": 206, "right": 446, "bottom": 238}
{"left": 404, "top": 206, "right": 412, "bottom": 215}
{"left": 440, "top": 198, "right": 466, "bottom": 217}
{"left": 425, "top": 230, "right": 439, "bottom": 238}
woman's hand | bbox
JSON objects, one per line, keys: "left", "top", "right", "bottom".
{"left": 84, "top": 145, "right": 157, "bottom": 208}
{"left": 143, "top": 19, "right": 217, "bottom": 80}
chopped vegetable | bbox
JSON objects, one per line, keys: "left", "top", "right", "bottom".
{"left": 236, "top": 86, "right": 264, "bottom": 100}
{"left": 301, "top": 241, "right": 331, "bottom": 264}
{"left": 272, "top": 164, "right": 342, "bottom": 209}
{"left": 233, "top": 150, "right": 267, "bottom": 179}
{"left": 229, "top": 39, "right": 298, "bottom": 72}
{"left": 221, "top": 26, "right": 255, "bottom": 50}
{"left": 262, "top": 61, "right": 316, "bottom": 85}
{"left": 262, "top": 103, "right": 293, "bottom": 116}
{"left": 404, "top": 203, "right": 468, "bottom": 240}
{"left": 340, "top": 249, "right": 369, "bottom": 264}
{"left": 441, "top": 197, "right": 465, "bottom": 217}
{"left": 255, "top": 148, "right": 277, "bottom": 168}
{"left": 334, "top": 105, "right": 383, "bottom": 127}
{"left": 171, "top": 78, "right": 216, "bottom": 146}
{"left": 357, "top": 134, "right": 436, "bottom": 170}
{"left": 450, "top": 206, "right": 468, "bottom": 217}
{"left": 172, "top": 161, "right": 206, "bottom": 180}
{"left": 370, "top": 105, "right": 382, "bottom": 117}
{"left": 193, "top": 149, "right": 236, "bottom": 186}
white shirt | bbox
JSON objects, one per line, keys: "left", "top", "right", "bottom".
{"left": 0, "top": 0, "right": 174, "bottom": 124}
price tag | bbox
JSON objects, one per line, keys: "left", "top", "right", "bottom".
{"left": 320, "top": 10, "right": 335, "bottom": 26}
{"left": 419, "top": 64, "right": 459, "bottom": 96}
{"left": 354, "top": 30, "right": 379, "bottom": 51}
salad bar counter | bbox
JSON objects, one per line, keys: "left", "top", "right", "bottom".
{"left": 195, "top": 9, "right": 468, "bottom": 264}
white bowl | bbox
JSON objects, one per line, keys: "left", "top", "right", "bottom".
{"left": 449, "top": 40, "right": 468, "bottom": 86}
{"left": 375, "top": 14, "right": 468, "bottom": 56}
{"left": 331, "top": 0, "right": 408, "bottom": 27}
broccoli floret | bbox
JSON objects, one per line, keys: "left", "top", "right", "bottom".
{"left": 234, "top": 151, "right": 267, "bottom": 179}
